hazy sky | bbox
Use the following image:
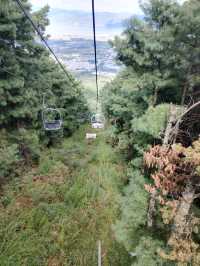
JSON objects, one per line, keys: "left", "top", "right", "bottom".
{"left": 30, "top": 0, "right": 143, "bottom": 14}
{"left": 31, "top": 0, "right": 186, "bottom": 14}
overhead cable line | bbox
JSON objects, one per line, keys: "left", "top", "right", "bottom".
{"left": 92, "top": 0, "right": 99, "bottom": 105}
{"left": 13, "top": 0, "right": 74, "bottom": 83}
{"left": 0, "top": 68, "right": 16, "bottom": 77}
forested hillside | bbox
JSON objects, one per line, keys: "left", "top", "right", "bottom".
{"left": 102, "top": 0, "right": 200, "bottom": 265}
{"left": 0, "top": 0, "right": 88, "bottom": 181}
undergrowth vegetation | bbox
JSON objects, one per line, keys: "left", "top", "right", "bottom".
{"left": 0, "top": 126, "right": 131, "bottom": 265}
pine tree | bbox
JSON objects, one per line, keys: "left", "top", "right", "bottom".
{"left": 0, "top": 0, "right": 88, "bottom": 133}
{"left": 102, "top": 0, "right": 200, "bottom": 264}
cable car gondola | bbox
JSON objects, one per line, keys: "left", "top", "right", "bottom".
{"left": 91, "top": 113, "right": 105, "bottom": 129}
{"left": 42, "top": 94, "right": 63, "bottom": 131}
{"left": 42, "top": 108, "right": 63, "bottom": 131}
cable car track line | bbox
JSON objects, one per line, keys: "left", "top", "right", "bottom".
{"left": 13, "top": 0, "right": 74, "bottom": 83}
{"left": 92, "top": 0, "right": 99, "bottom": 105}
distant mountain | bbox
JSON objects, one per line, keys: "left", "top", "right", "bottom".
{"left": 46, "top": 9, "right": 136, "bottom": 39}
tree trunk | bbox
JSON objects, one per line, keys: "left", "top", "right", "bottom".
{"left": 168, "top": 184, "right": 195, "bottom": 244}
{"left": 181, "top": 82, "right": 188, "bottom": 106}
{"left": 147, "top": 190, "right": 157, "bottom": 228}
{"left": 153, "top": 87, "right": 158, "bottom": 107}
{"left": 163, "top": 104, "right": 178, "bottom": 146}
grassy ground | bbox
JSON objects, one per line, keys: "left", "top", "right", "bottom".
{"left": 0, "top": 125, "right": 131, "bottom": 265}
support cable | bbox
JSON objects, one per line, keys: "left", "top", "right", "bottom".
{"left": 92, "top": 0, "right": 99, "bottom": 106}
{"left": 13, "top": 0, "right": 74, "bottom": 83}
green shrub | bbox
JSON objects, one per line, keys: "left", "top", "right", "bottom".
{"left": 38, "top": 156, "right": 55, "bottom": 175}
{"left": 132, "top": 104, "right": 170, "bottom": 139}
{"left": 113, "top": 170, "right": 148, "bottom": 251}
{"left": 11, "top": 129, "right": 41, "bottom": 165}
{"left": 0, "top": 143, "right": 19, "bottom": 178}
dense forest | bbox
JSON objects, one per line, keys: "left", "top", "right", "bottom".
{"left": 0, "top": 0, "right": 200, "bottom": 265}
{"left": 0, "top": 0, "right": 88, "bottom": 177}
{"left": 102, "top": 0, "right": 200, "bottom": 265}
